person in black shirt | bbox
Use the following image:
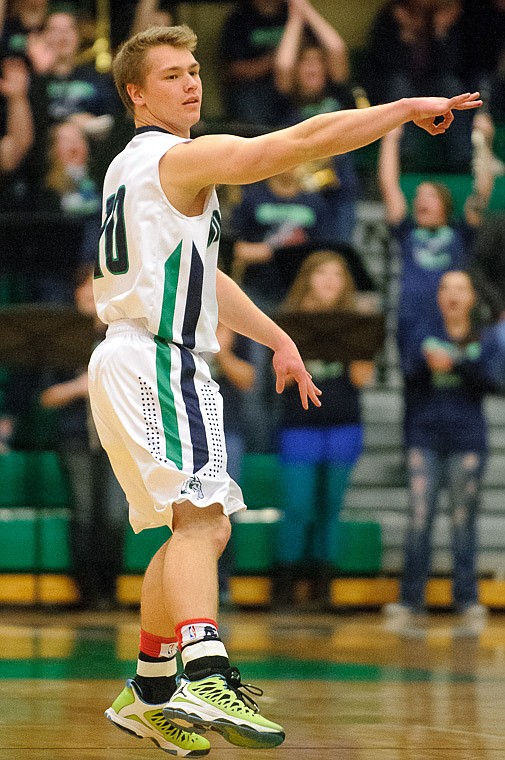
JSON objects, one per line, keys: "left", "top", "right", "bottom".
{"left": 220, "top": 0, "right": 289, "bottom": 125}
{"left": 273, "top": 250, "right": 375, "bottom": 609}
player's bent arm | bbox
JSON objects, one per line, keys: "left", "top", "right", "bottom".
{"left": 162, "top": 94, "right": 481, "bottom": 189}
{"left": 216, "top": 269, "right": 292, "bottom": 352}
{"left": 216, "top": 270, "right": 321, "bottom": 409}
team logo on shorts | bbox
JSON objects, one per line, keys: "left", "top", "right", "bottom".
{"left": 181, "top": 475, "right": 204, "bottom": 500}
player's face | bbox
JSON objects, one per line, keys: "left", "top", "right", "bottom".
{"left": 134, "top": 45, "right": 202, "bottom": 135}
{"left": 413, "top": 183, "right": 448, "bottom": 228}
{"left": 437, "top": 271, "right": 476, "bottom": 319}
{"left": 308, "top": 261, "right": 346, "bottom": 309}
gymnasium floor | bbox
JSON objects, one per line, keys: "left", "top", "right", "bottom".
{"left": 2, "top": 607, "right": 505, "bottom": 759}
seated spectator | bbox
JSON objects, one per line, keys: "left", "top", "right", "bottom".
{"left": 365, "top": 0, "right": 472, "bottom": 171}
{"left": 232, "top": 167, "right": 328, "bottom": 311}
{"left": 272, "top": 251, "right": 375, "bottom": 610}
{"left": 41, "top": 119, "right": 101, "bottom": 216}
{"left": 378, "top": 124, "right": 494, "bottom": 372}
{"left": 220, "top": 0, "right": 289, "bottom": 126}
{"left": 40, "top": 266, "right": 128, "bottom": 610}
{"left": 274, "top": 0, "right": 359, "bottom": 245}
{"left": 384, "top": 271, "right": 495, "bottom": 624}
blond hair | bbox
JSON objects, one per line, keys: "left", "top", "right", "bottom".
{"left": 283, "top": 250, "right": 357, "bottom": 312}
{"left": 112, "top": 24, "right": 198, "bottom": 114}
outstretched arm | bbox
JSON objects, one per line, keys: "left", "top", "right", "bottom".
{"left": 378, "top": 126, "right": 407, "bottom": 225}
{"left": 216, "top": 270, "right": 321, "bottom": 409}
{"left": 162, "top": 93, "right": 482, "bottom": 191}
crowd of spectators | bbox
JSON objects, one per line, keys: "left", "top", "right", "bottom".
{"left": 0, "top": 0, "right": 504, "bottom": 612}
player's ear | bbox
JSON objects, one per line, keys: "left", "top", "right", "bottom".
{"left": 127, "top": 82, "right": 145, "bottom": 107}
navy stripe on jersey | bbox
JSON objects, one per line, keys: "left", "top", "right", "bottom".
{"left": 181, "top": 243, "right": 204, "bottom": 350}
{"left": 180, "top": 346, "right": 209, "bottom": 473}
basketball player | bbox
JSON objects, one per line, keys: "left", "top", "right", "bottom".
{"left": 88, "top": 24, "right": 481, "bottom": 756}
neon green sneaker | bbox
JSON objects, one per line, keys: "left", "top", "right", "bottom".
{"left": 162, "top": 667, "right": 285, "bottom": 749}
{"left": 105, "top": 679, "right": 211, "bottom": 756}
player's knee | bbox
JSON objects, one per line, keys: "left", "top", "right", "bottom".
{"left": 173, "top": 501, "right": 231, "bottom": 555}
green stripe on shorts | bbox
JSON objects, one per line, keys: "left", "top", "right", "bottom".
{"left": 155, "top": 337, "right": 183, "bottom": 470}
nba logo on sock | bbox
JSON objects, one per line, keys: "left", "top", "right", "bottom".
{"left": 189, "top": 625, "right": 197, "bottom": 639}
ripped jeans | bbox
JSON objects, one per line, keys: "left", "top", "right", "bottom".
{"left": 400, "top": 447, "right": 486, "bottom": 611}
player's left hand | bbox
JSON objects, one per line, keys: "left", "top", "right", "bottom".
{"left": 412, "top": 92, "right": 482, "bottom": 135}
{"left": 272, "top": 339, "right": 322, "bottom": 410}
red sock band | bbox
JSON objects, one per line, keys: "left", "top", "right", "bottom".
{"left": 175, "top": 619, "right": 218, "bottom": 649}
{"left": 139, "top": 630, "right": 177, "bottom": 658}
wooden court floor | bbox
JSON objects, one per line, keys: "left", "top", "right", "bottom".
{"left": 2, "top": 608, "right": 505, "bottom": 759}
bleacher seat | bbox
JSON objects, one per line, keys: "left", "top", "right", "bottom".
{"left": 123, "top": 525, "right": 170, "bottom": 572}
{"left": 239, "top": 453, "right": 281, "bottom": 510}
{"left": 0, "top": 451, "right": 29, "bottom": 507}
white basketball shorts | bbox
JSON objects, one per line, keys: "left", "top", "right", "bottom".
{"left": 88, "top": 319, "right": 246, "bottom": 533}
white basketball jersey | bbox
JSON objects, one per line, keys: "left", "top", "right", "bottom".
{"left": 94, "top": 127, "right": 221, "bottom": 353}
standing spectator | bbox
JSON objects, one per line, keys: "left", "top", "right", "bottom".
{"left": 0, "top": 54, "right": 33, "bottom": 453}
{"left": 365, "top": 0, "right": 471, "bottom": 170}
{"left": 231, "top": 168, "right": 328, "bottom": 450}
{"left": 0, "top": 0, "right": 48, "bottom": 67}
{"left": 220, "top": 0, "right": 288, "bottom": 126}
{"left": 378, "top": 124, "right": 493, "bottom": 373}
{"left": 469, "top": 211, "right": 505, "bottom": 389}
{"left": 274, "top": 0, "right": 359, "bottom": 245}
{"left": 273, "top": 251, "right": 374, "bottom": 609}
{"left": 30, "top": 10, "right": 119, "bottom": 131}
{"left": 385, "top": 271, "right": 495, "bottom": 623}
{"left": 40, "top": 267, "right": 128, "bottom": 610}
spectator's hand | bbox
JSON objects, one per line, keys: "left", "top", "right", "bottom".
{"left": 0, "top": 58, "right": 30, "bottom": 98}
{"left": 26, "top": 31, "right": 57, "bottom": 74}
{"left": 272, "top": 338, "right": 322, "bottom": 409}
{"left": 393, "top": 3, "right": 426, "bottom": 44}
{"left": 411, "top": 92, "right": 482, "bottom": 135}
{"left": 433, "top": 1, "right": 462, "bottom": 38}
{"left": 424, "top": 348, "right": 454, "bottom": 373}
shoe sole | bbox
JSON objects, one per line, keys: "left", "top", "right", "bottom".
{"left": 104, "top": 709, "right": 210, "bottom": 757}
{"left": 162, "top": 706, "right": 285, "bottom": 749}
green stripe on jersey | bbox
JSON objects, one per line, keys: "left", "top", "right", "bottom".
{"left": 155, "top": 337, "right": 183, "bottom": 470}
{"left": 159, "top": 240, "right": 182, "bottom": 340}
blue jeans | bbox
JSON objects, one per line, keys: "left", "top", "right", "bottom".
{"left": 400, "top": 447, "right": 486, "bottom": 611}
{"left": 277, "top": 425, "right": 363, "bottom": 566}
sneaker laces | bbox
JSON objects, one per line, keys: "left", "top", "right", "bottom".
{"left": 224, "top": 667, "right": 263, "bottom": 713}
